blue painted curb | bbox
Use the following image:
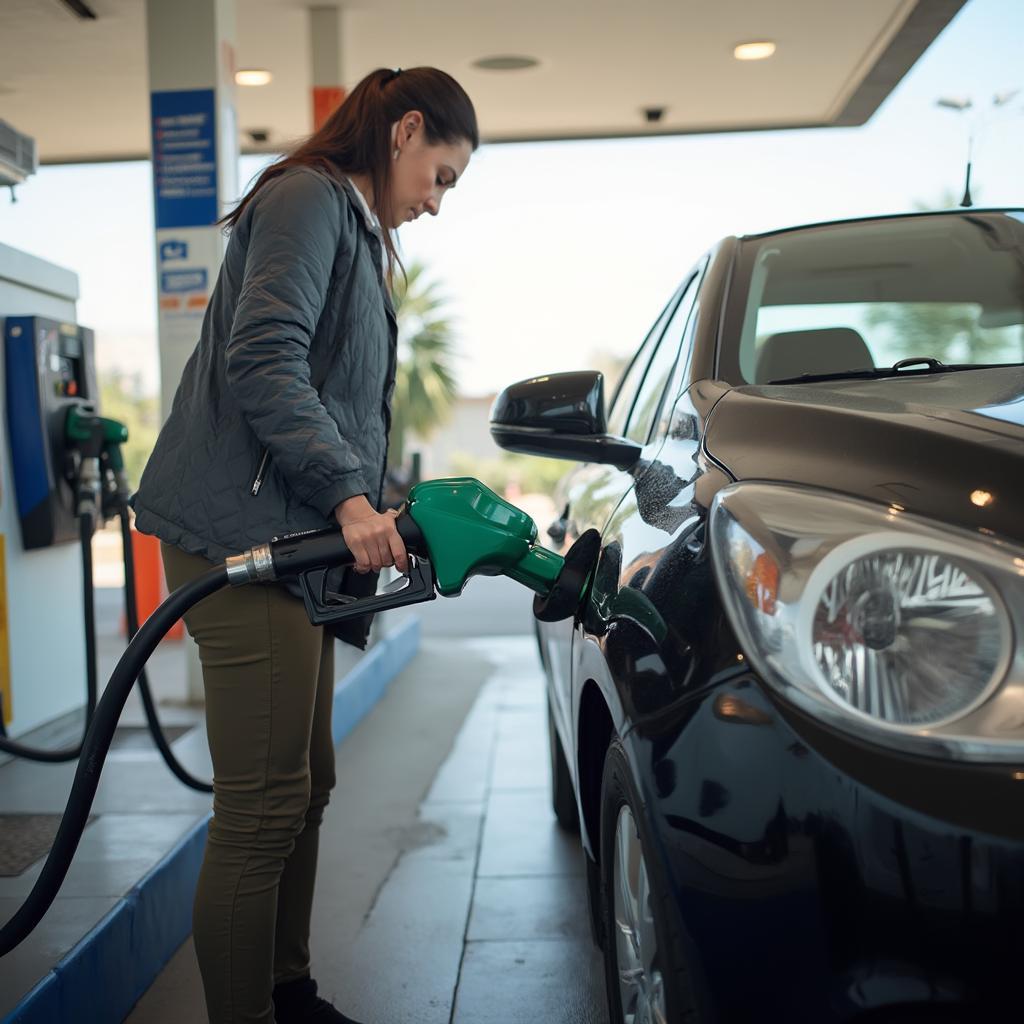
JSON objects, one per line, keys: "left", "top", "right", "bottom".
{"left": 331, "top": 615, "right": 421, "bottom": 746}
{"left": 2, "top": 615, "right": 421, "bottom": 1024}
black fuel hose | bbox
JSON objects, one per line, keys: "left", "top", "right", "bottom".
{"left": 0, "top": 511, "right": 98, "bottom": 763}
{"left": 0, "top": 519, "right": 418, "bottom": 955}
{"left": 0, "top": 562, "right": 228, "bottom": 957}
{"left": 119, "top": 508, "right": 213, "bottom": 794}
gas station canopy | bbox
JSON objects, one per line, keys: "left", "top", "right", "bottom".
{"left": 3, "top": 0, "right": 964, "bottom": 163}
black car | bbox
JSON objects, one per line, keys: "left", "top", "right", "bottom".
{"left": 490, "top": 209, "right": 1024, "bottom": 1023}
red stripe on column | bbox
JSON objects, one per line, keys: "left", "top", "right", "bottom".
{"left": 313, "top": 86, "right": 346, "bottom": 130}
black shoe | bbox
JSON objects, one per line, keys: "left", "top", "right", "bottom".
{"left": 272, "top": 975, "right": 365, "bottom": 1024}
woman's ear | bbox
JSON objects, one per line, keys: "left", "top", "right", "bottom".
{"left": 403, "top": 110, "right": 423, "bottom": 141}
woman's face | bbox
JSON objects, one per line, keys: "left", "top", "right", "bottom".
{"left": 385, "top": 112, "right": 472, "bottom": 230}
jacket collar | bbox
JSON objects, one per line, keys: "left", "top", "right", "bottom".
{"left": 342, "top": 176, "right": 382, "bottom": 235}
{"left": 335, "top": 176, "right": 397, "bottom": 325}
{"left": 340, "top": 177, "right": 393, "bottom": 295}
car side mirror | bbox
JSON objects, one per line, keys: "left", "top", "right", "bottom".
{"left": 489, "top": 370, "right": 642, "bottom": 469}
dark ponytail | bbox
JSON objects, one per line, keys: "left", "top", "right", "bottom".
{"left": 221, "top": 67, "right": 479, "bottom": 281}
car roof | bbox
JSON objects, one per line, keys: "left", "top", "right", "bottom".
{"left": 738, "top": 207, "right": 1024, "bottom": 242}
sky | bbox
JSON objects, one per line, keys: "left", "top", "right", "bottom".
{"left": 1, "top": 0, "right": 1022, "bottom": 397}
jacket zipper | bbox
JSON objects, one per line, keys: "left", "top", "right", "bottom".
{"left": 251, "top": 447, "right": 270, "bottom": 497}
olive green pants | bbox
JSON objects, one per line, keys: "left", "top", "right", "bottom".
{"left": 162, "top": 543, "right": 337, "bottom": 1024}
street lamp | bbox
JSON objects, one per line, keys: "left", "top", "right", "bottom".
{"left": 935, "top": 90, "right": 1020, "bottom": 207}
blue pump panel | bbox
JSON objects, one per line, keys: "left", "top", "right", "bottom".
{"left": 4, "top": 316, "right": 98, "bottom": 549}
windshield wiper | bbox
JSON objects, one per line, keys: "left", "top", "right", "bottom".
{"left": 767, "top": 357, "right": 1024, "bottom": 386}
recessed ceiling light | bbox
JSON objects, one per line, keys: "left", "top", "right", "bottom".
{"left": 734, "top": 41, "right": 776, "bottom": 61}
{"left": 235, "top": 69, "right": 273, "bottom": 87}
{"left": 473, "top": 56, "right": 539, "bottom": 72}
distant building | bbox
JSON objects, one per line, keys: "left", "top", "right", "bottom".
{"left": 407, "top": 394, "right": 497, "bottom": 479}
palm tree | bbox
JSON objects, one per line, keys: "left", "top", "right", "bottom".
{"left": 389, "top": 262, "right": 459, "bottom": 469}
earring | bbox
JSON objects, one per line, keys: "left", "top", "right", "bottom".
{"left": 393, "top": 147, "right": 400, "bottom": 160}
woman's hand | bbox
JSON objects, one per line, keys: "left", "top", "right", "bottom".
{"left": 334, "top": 495, "right": 409, "bottom": 574}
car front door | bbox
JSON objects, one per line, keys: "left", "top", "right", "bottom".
{"left": 578, "top": 257, "right": 725, "bottom": 737}
{"left": 554, "top": 265, "right": 704, "bottom": 757}
{"left": 538, "top": 284, "right": 681, "bottom": 734}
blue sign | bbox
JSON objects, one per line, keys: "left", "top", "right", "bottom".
{"left": 161, "top": 268, "right": 208, "bottom": 293}
{"left": 159, "top": 239, "right": 189, "bottom": 262}
{"left": 151, "top": 89, "right": 218, "bottom": 229}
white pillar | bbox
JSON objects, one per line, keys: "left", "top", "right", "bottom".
{"left": 146, "top": 0, "right": 239, "bottom": 419}
{"left": 146, "top": 0, "right": 239, "bottom": 702}
{"left": 310, "top": 6, "right": 345, "bottom": 131}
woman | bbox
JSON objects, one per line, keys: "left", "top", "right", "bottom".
{"left": 133, "top": 67, "right": 477, "bottom": 1023}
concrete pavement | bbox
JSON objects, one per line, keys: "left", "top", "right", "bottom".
{"left": 128, "top": 580, "right": 608, "bottom": 1024}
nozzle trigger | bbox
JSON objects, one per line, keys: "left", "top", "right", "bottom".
{"left": 298, "top": 553, "right": 437, "bottom": 626}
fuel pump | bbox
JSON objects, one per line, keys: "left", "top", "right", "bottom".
{"left": 1, "top": 316, "right": 211, "bottom": 791}
{"left": 0, "top": 476, "right": 598, "bottom": 956}
{"left": 4, "top": 317, "right": 99, "bottom": 550}
{"left": 2, "top": 316, "right": 104, "bottom": 761}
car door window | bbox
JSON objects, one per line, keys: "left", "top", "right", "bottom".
{"left": 623, "top": 272, "right": 700, "bottom": 445}
{"left": 651, "top": 258, "right": 708, "bottom": 441}
{"left": 605, "top": 285, "right": 683, "bottom": 438}
{"left": 655, "top": 300, "right": 702, "bottom": 441}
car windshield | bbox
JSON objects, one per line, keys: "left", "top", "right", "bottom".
{"left": 720, "top": 211, "right": 1024, "bottom": 385}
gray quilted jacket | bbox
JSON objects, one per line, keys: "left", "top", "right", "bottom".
{"left": 133, "top": 166, "right": 397, "bottom": 562}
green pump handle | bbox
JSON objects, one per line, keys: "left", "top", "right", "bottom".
{"left": 404, "top": 477, "right": 563, "bottom": 597}
{"left": 66, "top": 407, "right": 129, "bottom": 461}
{"left": 68, "top": 408, "right": 132, "bottom": 513}
{"left": 99, "top": 416, "right": 129, "bottom": 473}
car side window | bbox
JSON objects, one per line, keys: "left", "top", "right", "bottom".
{"left": 655, "top": 299, "right": 702, "bottom": 441}
{"left": 651, "top": 258, "right": 708, "bottom": 441}
{"left": 623, "top": 272, "right": 700, "bottom": 445}
{"left": 605, "top": 286, "right": 683, "bottom": 438}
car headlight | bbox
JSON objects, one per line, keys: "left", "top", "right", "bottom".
{"left": 710, "top": 483, "right": 1023, "bottom": 761}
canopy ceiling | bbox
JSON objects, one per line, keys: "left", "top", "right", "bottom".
{"left": 0, "top": 0, "right": 965, "bottom": 163}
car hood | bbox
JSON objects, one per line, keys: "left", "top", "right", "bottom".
{"left": 703, "top": 366, "right": 1024, "bottom": 543}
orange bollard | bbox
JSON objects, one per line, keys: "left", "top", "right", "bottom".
{"left": 130, "top": 529, "right": 184, "bottom": 640}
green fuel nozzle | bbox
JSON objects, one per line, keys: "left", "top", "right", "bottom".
{"left": 65, "top": 406, "right": 103, "bottom": 451}
{"left": 99, "top": 416, "right": 129, "bottom": 472}
{"left": 404, "top": 478, "right": 563, "bottom": 597}
{"left": 228, "top": 477, "right": 599, "bottom": 626}
{"left": 65, "top": 408, "right": 131, "bottom": 517}
{"left": 66, "top": 408, "right": 128, "bottom": 456}
{"left": 97, "top": 416, "right": 132, "bottom": 512}
{"left": 64, "top": 406, "right": 105, "bottom": 518}
{"left": 404, "top": 478, "right": 598, "bottom": 622}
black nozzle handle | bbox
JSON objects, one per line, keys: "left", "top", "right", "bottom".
{"left": 228, "top": 510, "right": 428, "bottom": 585}
{"left": 271, "top": 512, "right": 426, "bottom": 579}
{"left": 270, "top": 528, "right": 353, "bottom": 579}
{"left": 396, "top": 511, "right": 427, "bottom": 554}
{"left": 264, "top": 512, "right": 434, "bottom": 627}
